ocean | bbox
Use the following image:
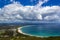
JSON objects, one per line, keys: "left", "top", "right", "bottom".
{"left": 20, "top": 23, "right": 60, "bottom": 37}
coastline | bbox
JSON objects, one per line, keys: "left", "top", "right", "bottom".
{"left": 18, "top": 27, "right": 49, "bottom": 38}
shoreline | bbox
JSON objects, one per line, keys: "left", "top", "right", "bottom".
{"left": 17, "top": 27, "right": 49, "bottom": 38}
{"left": 18, "top": 26, "right": 60, "bottom": 38}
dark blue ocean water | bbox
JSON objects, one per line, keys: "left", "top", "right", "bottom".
{"left": 20, "top": 23, "right": 60, "bottom": 37}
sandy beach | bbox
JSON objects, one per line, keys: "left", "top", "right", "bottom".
{"left": 17, "top": 27, "right": 49, "bottom": 38}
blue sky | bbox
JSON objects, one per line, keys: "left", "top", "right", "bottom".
{"left": 0, "top": 0, "right": 60, "bottom": 23}
{"left": 0, "top": 0, "right": 60, "bottom": 8}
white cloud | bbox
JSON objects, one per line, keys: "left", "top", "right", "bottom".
{"left": 0, "top": 0, "right": 60, "bottom": 23}
{"left": 44, "top": 15, "right": 60, "bottom": 21}
{"left": 35, "top": 0, "right": 48, "bottom": 7}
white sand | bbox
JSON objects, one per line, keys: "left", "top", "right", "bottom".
{"left": 18, "top": 27, "right": 49, "bottom": 38}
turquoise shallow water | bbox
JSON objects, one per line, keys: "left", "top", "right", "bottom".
{"left": 20, "top": 24, "right": 60, "bottom": 37}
